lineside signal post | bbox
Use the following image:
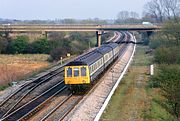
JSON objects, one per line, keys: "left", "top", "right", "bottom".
{"left": 60, "top": 57, "right": 63, "bottom": 65}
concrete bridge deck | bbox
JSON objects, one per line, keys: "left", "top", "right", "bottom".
{"left": 0, "top": 24, "right": 161, "bottom": 32}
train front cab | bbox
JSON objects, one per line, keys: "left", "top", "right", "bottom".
{"left": 64, "top": 65, "right": 90, "bottom": 85}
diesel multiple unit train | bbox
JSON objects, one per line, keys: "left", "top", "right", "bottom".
{"left": 64, "top": 32, "right": 129, "bottom": 91}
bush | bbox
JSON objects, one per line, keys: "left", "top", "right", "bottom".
{"left": 49, "top": 33, "right": 92, "bottom": 61}
{"left": 151, "top": 65, "right": 180, "bottom": 118}
{"left": 8, "top": 36, "right": 29, "bottom": 54}
{"left": 162, "top": 21, "right": 180, "bottom": 45}
{"left": 149, "top": 21, "right": 180, "bottom": 49}
{"left": 0, "top": 32, "right": 96, "bottom": 61}
{"left": 154, "top": 46, "right": 180, "bottom": 64}
{"left": 49, "top": 39, "right": 88, "bottom": 61}
{"left": 69, "top": 40, "right": 88, "bottom": 54}
{"left": 149, "top": 32, "right": 168, "bottom": 49}
{"left": 0, "top": 38, "right": 9, "bottom": 54}
{"left": 149, "top": 20, "right": 180, "bottom": 120}
{"left": 50, "top": 46, "right": 70, "bottom": 61}
{"left": 30, "top": 38, "right": 51, "bottom": 54}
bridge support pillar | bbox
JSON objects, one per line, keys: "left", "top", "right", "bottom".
{"left": 0, "top": 31, "right": 10, "bottom": 38}
{"left": 147, "top": 31, "right": 154, "bottom": 37}
{"left": 42, "top": 31, "right": 48, "bottom": 38}
{"left": 96, "top": 31, "right": 102, "bottom": 47}
{"left": 141, "top": 31, "right": 154, "bottom": 45}
{"left": 4, "top": 32, "right": 9, "bottom": 38}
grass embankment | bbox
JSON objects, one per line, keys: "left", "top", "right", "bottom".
{"left": 0, "top": 54, "right": 50, "bottom": 90}
{"left": 100, "top": 45, "right": 175, "bottom": 121}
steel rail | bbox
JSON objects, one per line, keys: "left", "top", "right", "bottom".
{"left": 57, "top": 96, "right": 83, "bottom": 121}
{"left": 1, "top": 81, "right": 65, "bottom": 121}
{"left": 0, "top": 66, "right": 63, "bottom": 107}
{"left": 40, "top": 94, "right": 73, "bottom": 121}
{"left": 18, "top": 86, "right": 68, "bottom": 121}
{"left": 1, "top": 68, "right": 64, "bottom": 118}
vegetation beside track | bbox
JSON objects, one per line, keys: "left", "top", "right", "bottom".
{"left": 100, "top": 45, "right": 150, "bottom": 120}
{"left": 100, "top": 45, "right": 177, "bottom": 121}
{"left": 148, "top": 20, "right": 180, "bottom": 120}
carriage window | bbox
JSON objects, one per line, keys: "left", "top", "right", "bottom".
{"left": 74, "top": 68, "right": 79, "bottom": 77}
{"left": 81, "top": 67, "right": 86, "bottom": 76}
{"left": 67, "top": 68, "right": 72, "bottom": 77}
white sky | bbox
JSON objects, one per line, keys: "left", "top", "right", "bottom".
{"left": 0, "top": 0, "right": 149, "bottom": 20}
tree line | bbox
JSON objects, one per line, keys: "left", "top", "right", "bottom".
{"left": 0, "top": 36, "right": 52, "bottom": 54}
{"left": 144, "top": 0, "right": 180, "bottom": 23}
{"left": 115, "top": 0, "right": 180, "bottom": 24}
{"left": 0, "top": 32, "right": 98, "bottom": 61}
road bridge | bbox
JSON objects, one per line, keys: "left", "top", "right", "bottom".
{"left": 0, "top": 24, "right": 161, "bottom": 47}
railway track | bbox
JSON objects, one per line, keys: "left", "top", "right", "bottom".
{"left": 31, "top": 31, "right": 131, "bottom": 121}
{"left": 0, "top": 31, "right": 131, "bottom": 121}
{"left": 0, "top": 65, "right": 64, "bottom": 118}
{"left": 39, "top": 94, "right": 73, "bottom": 121}
{"left": 32, "top": 31, "right": 131, "bottom": 121}
{"left": 40, "top": 95, "right": 83, "bottom": 121}
{"left": 1, "top": 81, "right": 66, "bottom": 121}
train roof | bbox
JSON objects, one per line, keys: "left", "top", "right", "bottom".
{"left": 96, "top": 45, "right": 112, "bottom": 54}
{"left": 66, "top": 61, "right": 88, "bottom": 66}
{"left": 66, "top": 43, "right": 118, "bottom": 66}
{"left": 76, "top": 50, "right": 103, "bottom": 65}
{"left": 102, "top": 42, "right": 119, "bottom": 49}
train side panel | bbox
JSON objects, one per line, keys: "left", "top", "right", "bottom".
{"left": 89, "top": 44, "right": 120, "bottom": 82}
{"left": 89, "top": 57, "right": 104, "bottom": 81}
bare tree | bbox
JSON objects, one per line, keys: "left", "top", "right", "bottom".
{"left": 130, "top": 11, "right": 139, "bottom": 19}
{"left": 116, "top": 11, "right": 140, "bottom": 24}
{"left": 144, "top": 0, "right": 180, "bottom": 22}
{"left": 117, "top": 11, "right": 130, "bottom": 20}
{"left": 144, "top": 0, "right": 164, "bottom": 23}
{"left": 162, "top": 0, "right": 180, "bottom": 20}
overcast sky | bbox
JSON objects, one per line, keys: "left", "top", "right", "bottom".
{"left": 0, "top": 0, "right": 149, "bottom": 20}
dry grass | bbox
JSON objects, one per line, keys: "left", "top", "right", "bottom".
{"left": 0, "top": 54, "right": 49, "bottom": 86}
